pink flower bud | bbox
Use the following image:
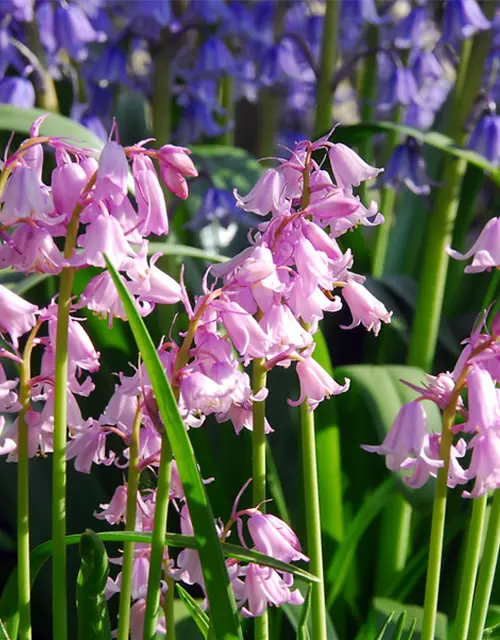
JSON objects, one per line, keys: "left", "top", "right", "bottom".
{"left": 247, "top": 512, "right": 308, "bottom": 563}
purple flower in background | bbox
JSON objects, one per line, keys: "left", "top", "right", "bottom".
{"left": 441, "top": 0, "right": 491, "bottom": 42}
{"left": 187, "top": 187, "right": 253, "bottom": 231}
{"left": 0, "top": 77, "right": 35, "bottom": 108}
{"left": 376, "top": 137, "right": 432, "bottom": 195}
{"left": 394, "top": 4, "right": 435, "bottom": 49}
{"left": 377, "top": 55, "right": 420, "bottom": 111}
{"left": 468, "top": 112, "right": 500, "bottom": 166}
{"left": 194, "top": 37, "right": 235, "bottom": 77}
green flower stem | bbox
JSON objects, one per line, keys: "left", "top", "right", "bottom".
{"left": 164, "top": 576, "right": 176, "bottom": 640}
{"left": 17, "top": 323, "right": 40, "bottom": 640}
{"left": 421, "top": 358, "right": 474, "bottom": 640}
{"left": 25, "top": 21, "right": 59, "bottom": 112}
{"left": 142, "top": 435, "right": 173, "bottom": 640}
{"left": 257, "top": 4, "right": 285, "bottom": 159}
{"left": 53, "top": 173, "right": 96, "bottom": 640}
{"left": 117, "top": 403, "right": 143, "bottom": 640}
{"left": 314, "top": 0, "right": 340, "bottom": 137}
{"left": 152, "top": 32, "right": 172, "bottom": 148}
{"left": 453, "top": 494, "right": 488, "bottom": 640}
{"left": 372, "top": 186, "right": 397, "bottom": 279}
{"left": 252, "top": 358, "right": 269, "bottom": 640}
{"left": 218, "top": 75, "right": 234, "bottom": 146}
{"left": 407, "top": 8, "right": 495, "bottom": 371}
{"left": 300, "top": 403, "right": 327, "bottom": 640}
{"left": 468, "top": 491, "right": 500, "bottom": 640}
{"left": 357, "top": 25, "right": 379, "bottom": 205}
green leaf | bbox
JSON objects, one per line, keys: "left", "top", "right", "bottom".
{"left": 283, "top": 586, "right": 339, "bottom": 640}
{"left": 0, "top": 105, "right": 104, "bottom": 150}
{"left": 370, "top": 598, "right": 447, "bottom": 640}
{"left": 405, "top": 618, "right": 417, "bottom": 640}
{"left": 76, "top": 530, "right": 111, "bottom": 640}
{"left": 103, "top": 254, "right": 243, "bottom": 639}
{"left": 296, "top": 585, "right": 312, "bottom": 640}
{"left": 0, "top": 619, "right": 11, "bottom": 640}
{"left": 334, "top": 122, "right": 500, "bottom": 185}
{"left": 391, "top": 612, "right": 406, "bottom": 640}
{"left": 176, "top": 584, "right": 210, "bottom": 639}
{"left": 146, "top": 242, "right": 229, "bottom": 263}
{"left": 374, "top": 612, "right": 394, "bottom": 640}
{"left": 325, "top": 476, "right": 396, "bottom": 608}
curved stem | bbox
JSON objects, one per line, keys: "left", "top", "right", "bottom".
{"left": 142, "top": 435, "right": 173, "bottom": 640}
{"left": 468, "top": 491, "right": 500, "bottom": 640}
{"left": 300, "top": 403, "right": 327, "bottom": 640}
{"left": 252, "top": 358, "right": 269, "bottom": 640}
{"left": 17, "top": 323, "right": 40, "bottom": 640}
{"left": 117, "top": 403, "right": 143, "bottom": 640}
{"left": 314, "top": 0, "right": 340, "bottom": 137}
{"left": 453, "top": 494, "right": 488, "bottom": 640}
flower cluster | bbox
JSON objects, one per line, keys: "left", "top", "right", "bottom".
{"left": 363, "top": 311, "right": 500, "bottom": 497}
{"left": 0, "top": 118, "right": 391, "bottom": 631}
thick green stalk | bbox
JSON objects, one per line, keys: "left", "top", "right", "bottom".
{"left": 142, "top": 435, "right": 173, "bottom": 640}
{"left": 257, "top": 3, "right": 285, "bottom": 159}
{"left": 314, "top": 0, "right": 340, "bottom": 137}
{"left": 52, "top": 174, "right": 95, "bottom": 640}
{"left": 25, "top": 21, "right": 59, "bottom": 112}
{"left": 421, "top": 357, "right": 475, "bottom": 640}
{"left": 357, "top": 25, "right": 379, "bottom": 205}
{"left": 407, "top": 7, "right": 495, "bottom": 371}
{"left": 152, "top": 33, "right": 172, "bottom": 148}
{"left": 372, "top": 187, "right": 397, "bottom": 279}
{"left": 164, "top": 576, "right": 176, "bottom": 640}
{"left": 52, "top": 268, "right": 74, "bottom": 640}
{"left": 468, "top": 491, "right": 500, "bottom": 640}
{"left": 252, "top": 358, "right": 269, "bottom": 640}
{"left": 17, "top": 325, "right": 39, "bottom": 640}
{"left": 300, "top": 403, "right": 327, "bottom": 640}
{"left": 117, "top": 404, "right": 143, "bottom": 640}
{"left": 218, "top": 75, "right": 234, "bottom": 146}
{"left": 453, "top": 495, "right": 488, "bottom": 640}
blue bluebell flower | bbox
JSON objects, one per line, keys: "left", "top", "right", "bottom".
{"left": 0, "top": 0, "right": 33, "bottom": 22}
{"left": 377, "top": 55, "right": 419, "bottom": 111}
{"left": 86, "top": 43, "right": 129, "bottom": 87}
{"left": 37, "top": 0, "right": 105, "bottom": 62}
{"left": 468, "top": 112, "right": 500, "bottom": 166}
{"left": 187, "top": 187, "right": 253, "bottom": 231}
{"left": 71, "top": 103, "right": 108, "bottom": 141}
{"left": 441, "top": 0, "right": 490, "bottom": 43}
{"left": 118, "top": 0, "right": 173, "bottom": 40}
{"left": 176, "top": 80, "right": 229, "bottom": 142}
{"left": 194, "top": 37, "right": 235, "bottom": 77}
{"left": 0, "top": 76, "right": 35, "bottom": 107}
{"left": 394, "top": 3, "right": 435, "bottom": 49}
{"left": 376, "top": 138, "right": 432, "bottom": 195}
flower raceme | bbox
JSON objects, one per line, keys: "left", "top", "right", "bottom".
{"left": 0, "top": 120, "right": 392, "bottom": 629}
{"left": 363, "top": 313, "right": 500, "bottom": 497}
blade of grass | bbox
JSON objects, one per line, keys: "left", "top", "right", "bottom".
{"left": 175, "top": 584, "right": 209, "bottom": 639}
{"left": 103, "top": 254, "right": 243, "bottom": 640}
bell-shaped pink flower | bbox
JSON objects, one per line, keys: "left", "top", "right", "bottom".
{"left": 247, "top": 512, "right": 309, "bottom": 563}
{"left": 93, "top": 141, "right": 129, "bottom": 205}
{"left": 464, "top": 427, "right": 500, "bottom": 497}
{"left": 0, "top": 224, "right": 66, "bottom": 274}
{"left": 235, "top": 564, "right": 304, "bottom": 618}
{"left": 127, "top": 252, "right": 182, "bottom": 306}
{"left": 328, "top": 143, "right": 383, "bottom": 189}
{"left": 74, "top": 213, "right": 136, "bottom": 269}
{"left": 94, "top": 484, "right": 129, "bottom": 525}
{"left": 362, "top": 401, "right": 441, "bottom": 473}
{"left": 217, "top": 299, "right": 270, "bottom": 363}
{"left": 133, "top": 155, "right": 169, "bottom": 236}
{"left": 0, "top": 364, "right": 19, "bottom": 413}
{"left": 341, "top": 281, "right": 392, "bottom": 336}
{"left": 0, "top": 165, "right": 53, "bottom": 225}
{"left": 0, "top": 285, "right": 38, "bottom": 348}
{"left": 129, "top": 598, "right": 166, "bottom": 640}
{"left": 234, "top": 169, "right": 289, "bottom": 216}
{"left": 447, "top": 217, "right": 500, "bottom": 273}
{"left": 402, "top": 434, "right": 467, "bottom": 489}
{"left": 289, "top": 357, "right": 350, "bottom": 410}
{"left": 463, "top": 365, "right": 500, "bottom": 433}
{"left": 66, "top": 419, "right": 114, "bottom": 473}
{"left": 52, "top": 161, "right": 89, "bottom": 217}
{"left": 260, "top": 304, "right": 312, "bottom": 360}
